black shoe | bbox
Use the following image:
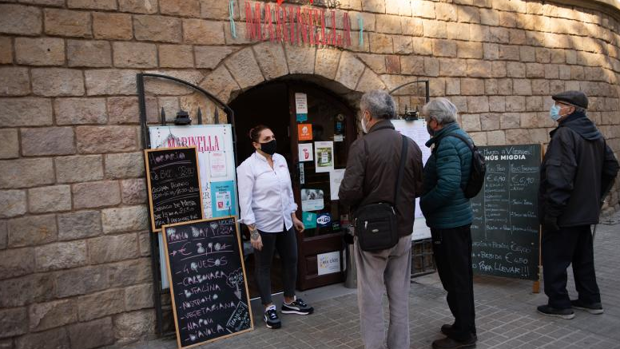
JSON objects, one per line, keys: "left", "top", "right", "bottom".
{"left": 281, "top": 297, "right": 314, "bottom": 315}
{"left": 432, "top": 336, "right": 477, "bottom": 349}
{"left": 441, "top": 324, "right": 453, "bottom": 336}
{"left": 571, "top": 299, "right": 604, "bottom": 315}
{"left": 537, "top": 305, "right": 575, "bottom": 319}
{"left": 264, "top": 306, "right": 281, "bottom": 329}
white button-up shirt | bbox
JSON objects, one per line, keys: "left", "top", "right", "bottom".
{"left": 237, "top": 152, "right": 298, "bottom": 233}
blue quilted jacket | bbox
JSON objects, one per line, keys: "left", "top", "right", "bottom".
{"left": 420, "top": 122, "right": 473, "bottom": 229}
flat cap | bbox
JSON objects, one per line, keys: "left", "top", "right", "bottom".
{"left": 552, "top": 90, "right": 588, "bottom": 109}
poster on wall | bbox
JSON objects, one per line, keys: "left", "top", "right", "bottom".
{"left": 301, "top": 189, "right": 324, "bottom": 211}
{"left": 209, "top": 151, "right": 228, "bottom": 178}
{"left": 211, "top": 180, "right": 237, "bottom": 218}
{"left": 317, "top": 251, "right": 341, "bottom": 276}
{"left": 298, "top": 124, "right": 313, "bottom": 141}
{"left": 314, "top": 141, "right": 334, "bottom": 173}
{"left": 295, "top": 93, "right": 308, "bottom": 122}
{"left": 298, "top": 143, "right": 313, "bottom": 162}
{"left": 329, "top": 169, "right": 345, "bottom": 200}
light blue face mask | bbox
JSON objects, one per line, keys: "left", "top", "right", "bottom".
{"left": 549, "top": 104, "right": 562, "bottom": 121}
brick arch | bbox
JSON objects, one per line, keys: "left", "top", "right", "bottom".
{"left": 199, "top": 42, "right": 387, "bottom": 104}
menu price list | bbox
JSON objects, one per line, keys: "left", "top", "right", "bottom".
{"left": 470, "top": 145, "right": 542, "bottom": 281}
{"left": 162, "top": 217, "right": 252, "bottom": 348}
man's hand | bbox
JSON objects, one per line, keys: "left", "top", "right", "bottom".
{"left": 543, "top": 215, "right": 560, "bottom": 232}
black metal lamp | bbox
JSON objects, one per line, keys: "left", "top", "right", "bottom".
{"left": 174, "top": 110, "right": 192, "bottom": 125}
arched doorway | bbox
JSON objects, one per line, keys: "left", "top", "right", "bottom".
{"left": 230, "top": 77, "right": 358, "bottom": 294}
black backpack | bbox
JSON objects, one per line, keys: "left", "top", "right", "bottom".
{"left": 436, "top": 133, "right": 486, "bottom": 199}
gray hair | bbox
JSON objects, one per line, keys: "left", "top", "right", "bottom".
{"left": 422, "top": 98, "right": 458, "bottom": 124}
{"left": 360, "top": 90, "right": 396, "bottom": 120}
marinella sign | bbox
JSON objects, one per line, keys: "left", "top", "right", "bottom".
{"left": 244, "top": 1, "right": 352, "bottom": 48}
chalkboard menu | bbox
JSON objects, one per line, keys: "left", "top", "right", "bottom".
{"left": 162, "top": 217, "right": 253, "bottom": 348}
{"left": 145, "top": 147, "right": 204, "bottom": 232}
{"left": 471, "top": 144, "right": 542, "bottom": 281}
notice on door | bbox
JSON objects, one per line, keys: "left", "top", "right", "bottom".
{"left": 295, "top": 93, "right": 308, "bottom": 122}
{"left": 298, "top": 143, "right": 313, "bottom": 162}
{"left": 329, "top": 169, "right": 345, "bottom": 201}
{"left": 317, "top": 251, "right": 341, "bottom": 276}
{"left": 298, "top": 124, "right": 313, "bottom": 141}
{"left": 301, "top": 189, "right": 324, "bottom": 211}
{"left": 314, "top": 141, "right": 334, "bottom": 173}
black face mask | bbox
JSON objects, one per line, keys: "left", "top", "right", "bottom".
{"left": 259, "top": 139, "right": 277, "bottom": 155}
{"left": 426, "top": 123, "right": 435, "bottom": 136}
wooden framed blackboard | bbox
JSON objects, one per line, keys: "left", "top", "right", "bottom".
{"left": 161, "top": 217, "right": 253, "bottom": 348}
{"left": 471, "top": 144, "right": 542, "bottom": 281}
{"left": 145, "top": 147, "right": 204, "bottom": 232}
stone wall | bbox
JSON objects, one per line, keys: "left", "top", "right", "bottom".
{"left": 0, "top": 0, "right": 619, "bottom": 348}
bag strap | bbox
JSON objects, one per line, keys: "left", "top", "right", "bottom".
{"left": 444, "top": 133, "right": 474, "bottom": 152}
{"left": 394, "top": 135, "right": 408, "bottom": 206}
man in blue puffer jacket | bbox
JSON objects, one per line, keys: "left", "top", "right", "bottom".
{"left": 420, "top": 98, "right": 476, "bottom": 349}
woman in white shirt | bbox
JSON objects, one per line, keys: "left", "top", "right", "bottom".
{"left": 237, "top": 125, "right": 314, "bottom": 329}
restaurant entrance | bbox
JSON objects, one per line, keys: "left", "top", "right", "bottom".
{"left": 231, "top": 79, "right": 357, "bottom": 296}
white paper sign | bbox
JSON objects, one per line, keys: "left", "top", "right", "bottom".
{"left": 295, "top": 93, "right": 308, "bottom": 114}
{"left": 317, "top": 251, "right": 341, "bottom": 276}
{"left": 298, "top": 143, "right": 313, "bottom": 162}
{"left": 314, "top": 141, "right": 334, "bottom": 173}
{"left": 329, "top": 169, "right": 345, "bottom": 201}
{"left": 209, "top": 151, "right": 227, "bottom": 178}
{"left": 301, "top": 189, "right": 324, "bottom": 211}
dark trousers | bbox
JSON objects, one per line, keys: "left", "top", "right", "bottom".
{"left": 542, "top": 225, "right": 600, "bottom": 309}
{"left": 254, "top": 227, "right": 298, "bottom": 305}
{"left": 431, "top": 225, "right": 476, "bottom": 341}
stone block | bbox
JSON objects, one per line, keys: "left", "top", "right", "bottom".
{"left": 457, "top": 42, "right": 482, "bottom": 59}
{"left": 519, "top": 46, "right": 535, "bottom": 62}
{"left": 160, "top": 0, "right": 199, "bottom": 16}
{"left": 422, "top": 20, "right": 446, "bottom": 39}
{"left": 334, "top": 51, "right": 365, "bottom": 90}
{"left": 489, "top": 96, "right": 506, "bottom": 112}
{"left": 447, "top": 22, "right": 470, "bottom": 41}
{"left": 8, "top": 214, "right": 57, "bottom": 248}
{"left": 506, "top": 129, "right": 531, "bottom": 144}
{"left": 0, "top": 221, "right": 5, "bottom": 249}
{"left": 445, "top": 78, "right": 460, "bottom": 95}
{"left": 93, "top": 12, "right": 132, "bottom": 40}
{"left": 138, "top": 231, "right": 150, "bottom": 256}
{"left": 21, "top": 127, "right": 76, "bottom": 156}
{"left": 424, "top": 57, "right": 440, "bottom": 77}
{"left": 159, "top": 44, "right": 194, "bottom": 68}
{"left": 362, "top": 0, "right": 385, "bottom": 13}
{"left": 412, "top": 37, "right": 433, "bottom": 56}
{"left": 526, "top": 63, "right": 545, "bottom": 78}
{"left": 101, "top": 205, "right": 148, "bottom": 234}
{"left": 57, "top": 210, "right": 101, "bottom": 241}
{"left": 55, "top": 155, "right": 103, "bottom": 183}
{"left": 225, "top": 47, "right": 265, "bottom": 89}
{"left": 401, "top": 56, "right": 425, "bottom": 75}
{"left": 457, "top": 6, "right": 480, "bottom": 23}
{"left": 376, "top": 14, "right": 402, "bottom": 34}
{"left": 433, "top": 39, "right": 457, "bottom": 57}
{"left": 466, "top": 60, "right": 492, "bottom": 78}
{"left": 105, "top": 152, "right": 144, "bottom": 179}
{"left": 314, "top": 48, "right": 341, "bottom": 80}
{"left": 489, "top": 27, "right": 510, "bottom": 44}
{"left": 461, "top": 114, "right": 481, "bottom": 132}
{"left": 32, "top": 68, "right": 85, "bottom": 97}
{"left": 68, "top": 0, "right": 116, "bottom": 10}
{"left": 435, "top": 3, "right": 457, "bottom": 21}
{"left": 15, "top": 328, "right": 71, "bottom": 349}
{"left": 113, "top": 310, "right": 156, "bottom": 345}
{"left": 0, "top": 67, "right": 30, "bottom": 96}
{"left": 121, "top": 179, "right": 147, "bottom": 205}
{"left": 460, "top": 78, "right": 485, "bottom": 96}
{"left": 483, "top": 43, "right": 498, "bottom": 60}
{"left": 68, "top": 317, "right": 115, "bottom": 349}
{"left": 143, "top": 70, "right": 204, "bottom": 96}
{"left": 199, "top": 66, "right": 239, "bottom": 101}
{"left": 450, "top": 96, "right": 468, "bottom": 113}
{"left": 0, "top": 4, "right": 42, "bottom": 35}
{"left": 56, "top": 265, "right": 108, "bottom": 298}
{"left": 85, "top": 69, "right": 139, "bottom": 96}
{"left": 500, "top": 113, "right": 520, "bottom": 129}
{"left": 0, "top": 37, "right": 12, "bottom": 64}
{"left": 67, "top": 40, "right": 112, "bottom": 67}
{"left": 182, "top": 19, "right": 224, "bottom": 45}
{"left": 498, "top": 45, "right": 519, "bottom": 61}
{"left": 35, "top": 241, "right": 88, "bottom": 272}
{"left": 119, "top": 0, "right": 158, "bottom": 13}
{"left": 513, "top": 79, "right": 532, "bottom": 95}
{"left": 78, "top": 289, "right": 125, "bottom": 321}
{"left": 393, "top": 36, "right": 413, "bottom": 54}
{"left": 28, "top": 185, "right": 71, "bottom": 214}
{"left": 0, "top": 190, "right": 27, "bottom": 218}
{"left": 532, "top": 79, "right": 549, "bottom": 95}
{"left": 29, "top": 299, "right": 77, "bottom": 332}
{"left": 506, "top": 96, "right": 526, "bottom": 112}
{"left": 194, "top": 45, "right": 236, "bottom": 69}
{"left": 199, "top": 0, "right": 230, "bottom": 19}
{"left": 549, "top": 80, "right": 565, "bottom": 95}
{"left": 54, "top": 98, "right": 107, "bottom": 125}
{"left": 0, "top": 307, "right": 28, "bottom": 338}
{"left": 134, "top": 15, "right": 182, "bottom": 43}
{"left": 440, "top": 58, "right": 466, "bottom": 77}
{"left": 467, "top": 96, "right": 489, "bottom": 113}
{"left": 0, "top": 98, "right": 52, "bottom": 127}
{"left": 76, "top": 126, "right": 138, "bottom": 153}
{"left": 108, "top": 258, "right": 151, "bottom": 287}
{"left": 107, "top": 96, "right": 153, "bottom": 125}
{"left": 1, "top": 247, "right": 35, "bottom": 281}
{"left": 113, "top": 42, "right": 157, "bottom": 68}
{"left": 401, "top": 17, "right": 423, "bottom": 36}
{"left": 491, "top": 61, "right": 507, "bottom": 78}
{"left": 526, "top": 96, "right": 543, "bottom": 112}
{"left": 44, "top": 9, "right": 91, "bottom": 38}
{"left": 369, "top": 33, "right": 393, "bottom": 54}
{"left": 469, "top": 24, "right": 490, "bottom": 42}
{"left": 356, "top": 69, "right": 386, "bottom": 92}
{"left": 487, "top": 130, "right": 506, "bottom": 145}
{"left": 480, "top": 113, "right": 500, "bottom": 131}
{"left": 89, "top": 233, "right": 139, "bottom": 264}
{"left": 73, "top": 181, "right": 121, "bottom": 209}
{"left": 15, "top": 37, "right": 64, "bottom": 66}
{"left": 384, "top": 56, "right": 400, "bottom": 74}
{"left": 544, "top": 65, "right": 559, "bottom": 79}
{"left": 0, "top": 158, "right": 55, "bottom": 189}
{"left": 506, "top": 62, "right": 525, "bottom": 78}
{"left": 125, "top": 283, "right": 153, "bottom": 311}
{"left": 480, "top": 8, "right": 499, "bottom": 25}
{"left": 429, "top": 78, "right": 446, "bottom": 97}
{"left": 509, "top": 29, "right": 526, "bottom": 45}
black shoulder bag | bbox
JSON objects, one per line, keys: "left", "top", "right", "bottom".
{"left": 354, "top": 135, "right": 408, "bottom": 252}
{"left": 437, "top": 133, "right": 486, "bottom": 199}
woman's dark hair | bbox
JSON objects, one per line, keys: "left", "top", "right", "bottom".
{"left": 248, "top": 125, "right": 270, "bottom": 143}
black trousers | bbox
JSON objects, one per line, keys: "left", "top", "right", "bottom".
{"left": 542, "top": 225, "right": 601, "bottom": 309}
{"left": 253, "top": 226, "right": 298, "bottom": 305}
{"left": 431, "top": 225, "right": 476, "bottom": 341}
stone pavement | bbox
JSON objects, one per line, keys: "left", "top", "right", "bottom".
{"left": 112, "top": 211, "right": 620, "bottom": 349}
